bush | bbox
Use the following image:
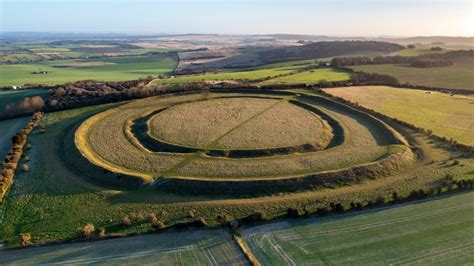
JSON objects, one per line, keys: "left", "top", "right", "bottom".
{"left": 19, "top": 233, "right": 32, "bottom": 246}
{"left": 121, "top": 216, "right": 132, "bottom": 228}
{"left": 151, "top": 220, "right": 165, "bottom": 231}
{"left": 77, "top": 223, "right": 95, "bottom": 239}
{"left": 148, "top": 213, "right": 157, "bottom": 223}
{"left": 97, "top": 228, "right": 106, "bottom": 238}
{"left": 20, "top": 163, "right": 30, "bottom": 172}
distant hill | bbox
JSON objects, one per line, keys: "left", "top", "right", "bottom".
{"left": 257, "top": 41, "right": 404, "bottom": 64}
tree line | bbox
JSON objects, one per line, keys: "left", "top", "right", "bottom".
{"left": 331, "top": 49, "right": 473, "bottom": 68}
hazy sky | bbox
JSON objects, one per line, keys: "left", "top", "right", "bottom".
{"left": 1, "top": 0, "right": 472, "bottom": 36}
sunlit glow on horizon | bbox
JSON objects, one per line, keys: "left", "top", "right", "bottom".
{"left": 0, "top": 0, "right": 472, "bottom": 36}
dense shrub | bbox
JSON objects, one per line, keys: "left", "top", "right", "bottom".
{"left": 151, "top": 220, "right": 165, "bottom": 231}
{"left": 19, "top": 233, "right": 32, "bottom": 247}
{"left": 77, "top": 223, "right": 95, "bottom": 239}
{"left": 121, "top": 216, "right": 132, "bottom": 228}
{"left": 148, "top": 213, "right": 157, "bottom": 223}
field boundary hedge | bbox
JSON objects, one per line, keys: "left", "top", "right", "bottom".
{"left": 0, "top": 112, "right": 42, "bottom": 202}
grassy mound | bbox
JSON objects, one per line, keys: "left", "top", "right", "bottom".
{"left": 148, "top": 97, "right": 333, "bottom": 150}
{"left": 75, "top": 90, "right": 412, "bottom": 193}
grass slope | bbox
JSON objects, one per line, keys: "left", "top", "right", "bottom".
{"left": 324, "top": 86, "right": 474, "bottom": 146}
{"left": 245, "top": 192, "right": 474, "bottom": 265}
{"left": 349, "top": 57, "right": 474, "bottom": 90}
{"left": 0, "top": 54, "right": 178, "bottom": 86}
{"left": 154, "top": 65, "right": 304, "bottom": 84}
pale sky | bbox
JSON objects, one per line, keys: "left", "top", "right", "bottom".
{"left": 1, "top": 0, "right": 472, "bottom": 36}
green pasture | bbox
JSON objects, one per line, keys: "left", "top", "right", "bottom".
{"left": 245, "top": 192, "right": 474, "bottom": 265}
{"left": 264, "top": 68, "right": 350, "bottom": 84}
{"left": 155, "top": 65, "right": 304, "bottom": 85}
{"left": 0, "top": 53, "right": 179, "bottom": 86}
{"left": 349, "top": 57, "right": 474, "bottom": 90}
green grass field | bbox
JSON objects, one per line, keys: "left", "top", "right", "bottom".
{"left": 324, "top": 86, "right": 474, "bottom": 146}
{"left": 349, "top": 57, "right": 474, "bottom": 90}
{"left": 245, "top": 192, "right": 474, "bottom": 265}
{"left": 263, "top": 68, "right": 350, "bottom": 84}
{"left": 0, "top": 89, "right": 49, "bottom": 112}
{"left": 154, "top": 65, "right": 304, "bottom": 84}
{"left": 0, "top": 53, "right": 179, "bottom": 86}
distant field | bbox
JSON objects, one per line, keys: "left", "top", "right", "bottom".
{"left": 349, "top": 57, "right": 474, "bottom": 90}
{"left": 0, "top": 89, "right": 49, "bottom": 112}
{"left": 389, "top": 47, "right": 448, "bottom": 57}
{"left": 154, "top": 65, "right": 303, "bottom": 84}
{"left": 0, "top": 53, "right": 179, "bottom": 86}
{"left": 245, "top": 192, "right": 474, "bottom": 265}
{"left": 324, "top": 86, "right": 474, "bottom": 146}
{"left": 264, "top": 68, "right": 350, "bottom": 84}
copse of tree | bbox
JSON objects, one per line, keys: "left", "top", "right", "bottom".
{"left": 330, "top": 51, "right": 474, "bottom": 68}
{"left": 350, "top": 72, "right": 399, "bottom": 85}
{"left": 259, "top": 41, "right": 404, "bottom": 64}
{"left": 2, "top": 96, "right": 44, "bottom": 120}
